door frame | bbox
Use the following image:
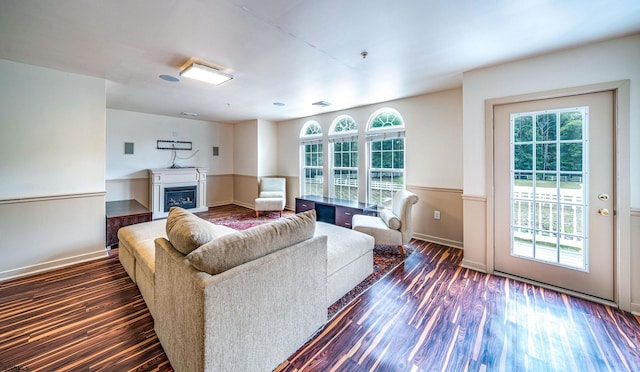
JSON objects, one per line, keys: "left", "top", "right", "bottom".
{"left": 484, "top": 80, "right": 631, "bottom": 309}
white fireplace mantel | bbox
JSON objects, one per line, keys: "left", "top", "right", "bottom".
{"left": 149, "top": 167, "right": 208, "bottom": 219}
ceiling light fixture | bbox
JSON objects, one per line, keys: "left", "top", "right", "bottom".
{"left": 180, "top": 62, "right": 233, "bottom": 85}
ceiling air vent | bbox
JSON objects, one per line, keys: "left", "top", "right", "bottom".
{"left": 312, "top": 100, "right": 332, "bottom": 107}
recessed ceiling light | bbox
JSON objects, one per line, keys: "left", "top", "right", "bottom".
{"left": 273, "top": 102, "right": 285, "bottom": 107}
{"left": 312, "top": 101, "right": 332, "bottom": 107}
{"left": 159, "top": 74, "right": 180, "bottom": 82}
{"left": 181, "top": 112, "right": 198, "bottom": 117}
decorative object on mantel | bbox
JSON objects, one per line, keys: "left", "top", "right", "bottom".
{"left": 157, "top": 140, "right": 192, "bottom": 150}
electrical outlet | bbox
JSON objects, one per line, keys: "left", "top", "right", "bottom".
{"left": 434, "top": 210, "right": 441, "bottom": 220}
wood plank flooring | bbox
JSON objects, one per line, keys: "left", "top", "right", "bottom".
{"left": 277, "top": 240, "right": 640, "bottom": 371}
{"left": 1, "top": 205, "right": 639, "bottom": 371}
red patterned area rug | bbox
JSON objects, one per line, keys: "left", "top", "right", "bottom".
{"left": 204, "top": 211, "right": 414, "bottom": 318}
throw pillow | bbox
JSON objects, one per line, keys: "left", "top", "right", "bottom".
{"left": 187, "top": 210, "right": 316, "bottom": 275}
{"left": 380, "top": 208, "right": 401, "bottom": 230}
{"left": 165, "top": 207, "right": 219, "bottom": 255}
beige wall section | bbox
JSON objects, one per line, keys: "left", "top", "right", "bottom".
{"left": 0, "top": 194, "right": 107, "bottom": 280}
{"left": 234, "top": 174, "right": 259, "bottom": 209}
{"left": 284, "top": 176, "right": 300, "bottom": 210}
{"left": 207, "top": 174, "right": 234, "bottom": 207}
{"left": 408, "top": 186, "right": 463, "bottom": 248}
{"left": 632, "top": 209, "right": 640, "bottom": 315}
{"left": 0, "top": 59, "right": 107, "bottom": 279}
{"left": 105, "top": 175, "right": 234, "bottom": 209}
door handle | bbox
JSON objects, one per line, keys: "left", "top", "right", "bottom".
{"left": 598, "top": 208, "right": 610, "bottom": 216}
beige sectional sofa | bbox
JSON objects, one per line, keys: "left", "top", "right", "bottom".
{"left": 117, "top": 207, "right": 374, "bottom": 371}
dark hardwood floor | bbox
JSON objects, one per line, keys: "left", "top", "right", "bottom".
{"left": 1, "top": 205, "right": 639, "bottom": 371}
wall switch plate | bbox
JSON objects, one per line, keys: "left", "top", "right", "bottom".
{"left": 434, "top": 210, "right": 441, "bottom": 220}
{"left": 212, "top": 146, "right": 219, "bottom": 156}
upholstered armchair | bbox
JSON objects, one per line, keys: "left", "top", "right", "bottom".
{"left": 254, "top": 177, "right": 286, "bottom": 217}
{"left": 352, "top": 189, "right": 419, "bottom": 256}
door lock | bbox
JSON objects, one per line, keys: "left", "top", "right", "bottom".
{"left": 598, "top": 193, "right": 610, "bottom": 201}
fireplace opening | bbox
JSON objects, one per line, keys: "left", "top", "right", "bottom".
{"left": 164, "top": 186, "right": 197, "bottom": 212}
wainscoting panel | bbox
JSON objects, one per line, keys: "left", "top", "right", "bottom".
{"left": 0, "top": 192, "right": 108, "bottom": 280}
{"left": 461, "top": 194, "right": 488, "bottom": 272}
{"left": 407, "top": 186, "right": 463, "bottom": 249}
{"left": 207, "top": 174, "right": 234, "bottom": 207}
{"left": 233, "top": 174, "right": 259, "bottom": 209}
{"left": 105, "top": 178, "right": 149, "bottom": 207}
{"left": 632, "top": 208, "right": 640, "bottom": 315}
{"left": 285, "top": 176, "right": 299, "bottom": 211}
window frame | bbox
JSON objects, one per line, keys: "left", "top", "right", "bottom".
{"left": 329, "top": 115, "right": 358, "bottom": 201}
{"left": 366, "top": 108, "right": 406, "bottom": 208}
{"left": 300, "top": 121, "right": 324, "bottom": 197}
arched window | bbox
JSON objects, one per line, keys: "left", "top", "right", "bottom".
{"left": 329, "top": 116, "right": 358, "bottom": 201}
{"left": 366, "top": 108, "right": 405, "bottom": 208}
{"left": 300, "top": 121, "right": 323, "bottom": 196}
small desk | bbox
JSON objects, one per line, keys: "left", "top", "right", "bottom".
{"left": 295, "top": 196, "right": 377, "bottom": 228}
{"left": 106, "top": 200, "right": 152, "bottom": 248}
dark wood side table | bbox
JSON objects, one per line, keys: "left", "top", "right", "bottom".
{"left": 106, "top": 199, "right": 152, "bottom": 249}
{"left": 295, "top": 195, "right": 377, "bottom": 228}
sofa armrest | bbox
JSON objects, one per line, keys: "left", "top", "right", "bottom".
{"left": 154, "top": 235, "right": 327, "bottom": 372}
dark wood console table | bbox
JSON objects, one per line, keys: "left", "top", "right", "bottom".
{"left": 106, "top": 199, "right": 152, "bottom": 249}
{"left": 295, "top": 195, "right": 377, "bottom": 228}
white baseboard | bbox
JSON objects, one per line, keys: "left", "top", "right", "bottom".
{"left": 0, "top": 250, "right": 108, "bottom": 281}
{"left": 631, "top": 302, "right": 640, "bottom": 316}
{"left": 233, "top": 201, "right": 254, "bottom": 210}
{"left": 207, "top": 200, "right": 235, "bottom": 207}
{"left": 412, "top": 233, "right": 463, "bottom": 249}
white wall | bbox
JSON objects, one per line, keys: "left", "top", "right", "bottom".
{"left": 0, "top": 60, "right": 106, "bottom": 198}
{"left": 277, "top": 88, "right": 463, "bottom": 188}
{"left": 0, "top": 59, "right": 107, "bottom": 279}
{"left": 257, "top": 119, "right": 278, "bottom": 177}
{"left": 461, "top": 34, "right": 640, "bottom": 312}
{"left": 463, "top": 34, "right": 640, "bottom": 200}
{"left": 106, "top": 109, "right": 234, "bottom": 179}
{"left": 233, "top": 120, "right": 258, "bottom": 176}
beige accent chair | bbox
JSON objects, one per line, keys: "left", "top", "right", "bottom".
{"left": 254, "top": 177, "right": 286, "bottom": 217}
{"left": 352, "top": 189, "right": 419, "bottom": 256}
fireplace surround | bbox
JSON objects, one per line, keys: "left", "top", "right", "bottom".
{"left": 149, "top": 167, "right": 207, "bottom": 219}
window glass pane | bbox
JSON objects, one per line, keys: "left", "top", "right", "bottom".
{"left": 560, "top": 111, "right": 583, "bottom": 140}
{"left": 514, "top": 115, "right": 533, "bottom": 142}
{"left": 536, "top": 143, "right": 557, "bottom": 171}
{"left": 560, "top": 143, "right": 582, "bottom": 172}
{"left": 536, "top": 113, "right": 557, "bottom": 141}
{"left": 514, "top": 144, "right": 533, "bottom": 170}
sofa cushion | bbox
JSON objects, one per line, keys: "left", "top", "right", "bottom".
{"left": 166, "top": 207, "right": 223, "bottom": 255}
{"left": 187, "top": 210, "right": 316, "bottom": 275}
{"left": 380, "top": 208, "right": 401, "bottom": 230}
{"left": 315, "top": 222, "right": 374, "bottom": 276}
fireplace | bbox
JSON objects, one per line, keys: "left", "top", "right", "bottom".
{"left": 164, "top": 186, "right": 197, "bottom": 212}
{"left": 149, "top": 167, "right": 208, "bottom": 219}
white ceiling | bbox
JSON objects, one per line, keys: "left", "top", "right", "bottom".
{"left": 1, "top": 0, "right": 639, "bottom": 123}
